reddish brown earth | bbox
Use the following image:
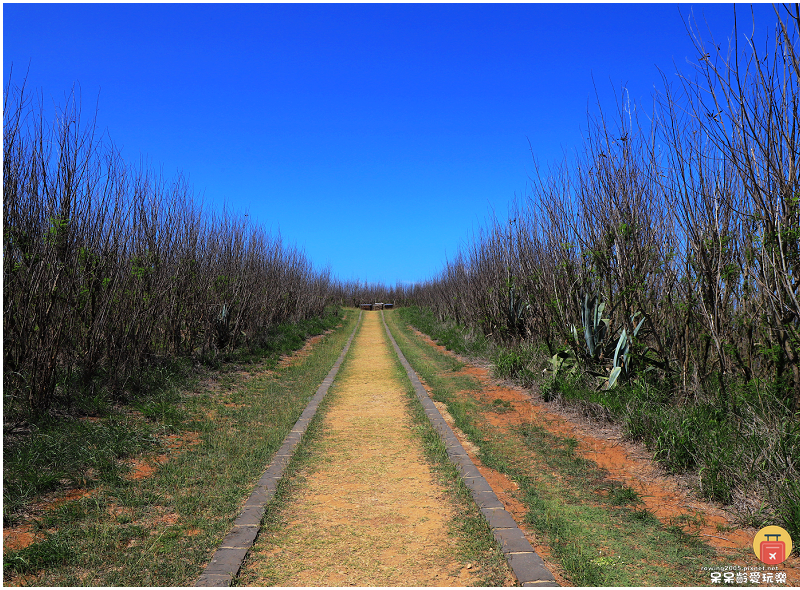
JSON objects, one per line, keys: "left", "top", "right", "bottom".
{"left": 411, "top": 327, "right": 800, "bottom": 585}
{"left": 3, "top": 525, "right": 38, "bottom": 553}
{"left": 4, "top": 329, "right": 338, "bottom": 586}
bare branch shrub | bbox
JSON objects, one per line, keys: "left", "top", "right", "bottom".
{"left": 404, "top": 6, "right": 800, "bottom": 534}
{"left": 3, "top": 79, "right": 336, "bottom": 418}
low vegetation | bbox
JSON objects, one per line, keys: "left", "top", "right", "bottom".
{"left": 385, "top": 310, "right": 713, "bottom": 586}
{"left": 3, "top": 308, "right": 343, "bottom": 522}
{"left": 399, "top": 300, "right": 800, "bottom": 552}
{"left": 2, "top": 308, "right": 355, "bottom": 586}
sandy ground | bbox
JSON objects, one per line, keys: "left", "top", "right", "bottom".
{"left": 237, "top": 311, "right": 498, "bottom": 587}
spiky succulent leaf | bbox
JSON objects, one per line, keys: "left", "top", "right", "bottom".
{"left": 582, "top": 294, "right": 595, "bottom": 356}
{"left": 579, "top": 293, "right": 610, "bottom": 359}
{"left": 595, "top": 301, "right": 606, "bottom": 329}
{"left": 613, "top": 328, "right": 627, "bottom": 370}
{"left": 607, "top": 366, "right": 622, "bottom": 389}
{"left": 633, "top": 316, "right": 645, "bottom": 337}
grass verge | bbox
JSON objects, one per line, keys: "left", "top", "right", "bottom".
{"left": 397, "top": 306, "right": 800, "bottom": 552}
{"left": 386, "top": 308, "right": 713, "bottom": 586}
{"left": 2, "top": 307, "right": 357, "bottom": 586}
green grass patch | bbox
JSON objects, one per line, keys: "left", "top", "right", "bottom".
{"left": 385, "top": 309, "right": 716, "bottom": 586}
{"left": 3, "top": 308, "right": 357, "bottom": 586}
{"left": 399, "top": 306, "right": 800, "bottom": 552}
{"left": 3, "top": 416, "right": 161, "bottom": 520}
{"left": 396, "top": 306, "right": 491, "bottom": 358}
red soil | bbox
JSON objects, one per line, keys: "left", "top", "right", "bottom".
{"left": 411, "top": 327, "right": 800, "bottom": 585}
{"left": 3, "top": 330, "right": 329, "bottom": 560}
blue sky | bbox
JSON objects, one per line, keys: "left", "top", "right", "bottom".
{"left": 2, "top": 3, "right": 782, "bottom": 286}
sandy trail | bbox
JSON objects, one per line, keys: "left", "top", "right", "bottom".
{"left": 238, "top": 312, "right": 482, "bottom": 587}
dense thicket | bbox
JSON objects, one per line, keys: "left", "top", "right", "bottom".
{"left": 406, "top": 7, "right": 800, "bottom": 534}
{"left": 3, "top": 81, "right": 334, "bottom": 418}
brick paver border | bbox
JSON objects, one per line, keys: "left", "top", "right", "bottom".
{"left": 196, "top": 308, "right": 557, "bottom": 587}
{"left": 381, "top": 311, "right": 558, "bottom": 587}
{"left": 195, "top": 311, "right": 362, "bottom": 587}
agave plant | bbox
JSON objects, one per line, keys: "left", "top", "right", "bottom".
{"left": 545, "top": 293, "right": 605, "bottom": 381}
{"left": 544, "top": 290, "right": 650, "bottom": 390}
{"left": 604, "top": 312, "right": 646, "bottom": 389}
{"left": 506, "top": 284, "right": 531, "bottom": 339}
{"left": 556, "top": 292, "right": 650, "bottom": 390}
{"left": 571, "top": 293, "right": 609, "bottom": 361}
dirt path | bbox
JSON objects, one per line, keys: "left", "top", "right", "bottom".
{"left": 237, "top": 312, "right": 487, "bottom": 586}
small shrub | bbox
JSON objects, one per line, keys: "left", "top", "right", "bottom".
{"left": 699, "top": 461, "right": 733, "bottom": 504}
{"left": 777, "top": 480, "right": 800, "bottom": 555}
{"left": 540, "top": 377, "right": 558, "bottom": 403}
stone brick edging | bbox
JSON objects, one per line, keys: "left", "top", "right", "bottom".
{"left": 195, "top": 311, "right": 362, "bottom": 587}
{"left": 381, "top": 311, "right": 558, "bottom": 587}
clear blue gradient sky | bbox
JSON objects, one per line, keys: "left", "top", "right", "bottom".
{"left": 3, "top": 3, "right": 782, "bottom": 285}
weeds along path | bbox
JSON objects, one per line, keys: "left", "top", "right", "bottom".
{"left": 388, "top": 312, "right": 800, "bottom": 586}
{"left": 3, "top": 311, "right": 354, "bottom": 587}
{"left": 237, "top": 311, "right": 506, "bottom": 587}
